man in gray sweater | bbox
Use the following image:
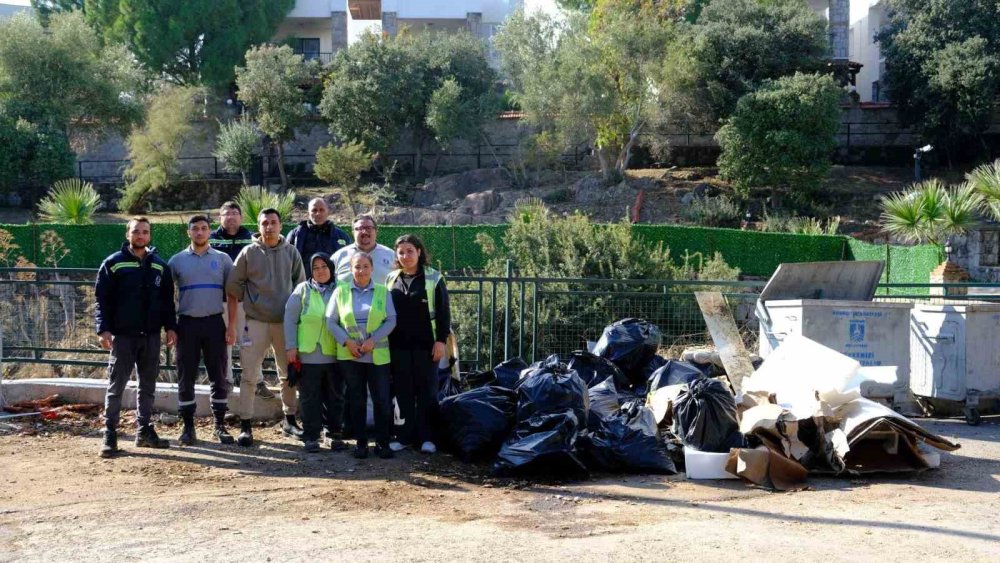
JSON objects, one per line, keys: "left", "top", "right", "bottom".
{"left": 226, "top": 208, "right": 306, "bottom": 446}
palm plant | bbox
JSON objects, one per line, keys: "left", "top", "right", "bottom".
{"left": 36, "top": 178, "right": 103, "bottom": 224}
{"left": 234, "top": 185, "right": 295, "bottom": 223}
{"left": 880, "top": 179, "right": 983, "bottom": 244}
{"left": 966, "top": 159, "right": 1000, "bottom": 221}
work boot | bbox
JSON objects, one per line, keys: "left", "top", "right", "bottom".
{"left": 328, "top": 437, "right": 348, "bottom": 452}
{"left": 255, "top": 381, "right": 275, "bottom": 399}
{"left": 281, "top": 415, "right": 304, "bottom": 440}
{"left": 303, "top": 440, "right": 320, "bottom": 453}
{"left": 237, "top": 420, "right": 254, "bottom": 447}
{"left": 179, "top": 414, "right": 196, "bottom": 446}
{"left": 374, "top": 444, "right": 394, "bottom": 460}
{"left": 213, "top": 423, "right": 235, "bottom": 445}
{"left": 99, "top": 429, "right": 118, "bottom": 458}
{"left": 353, "top": 444, "right": 369, "bottom": 459}
{"left": 135, "top": 425, "right": 170, "bottom": 449}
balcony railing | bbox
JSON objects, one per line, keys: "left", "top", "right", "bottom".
{"left": 294, "top": 51, "right": 333, "bottom": 64}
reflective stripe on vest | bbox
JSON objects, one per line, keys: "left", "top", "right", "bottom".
{"left": 334, "top": 282, "right": 390, "bottom": 365}
{"left": 386, "top": 267, "right": 442, "bottom": 340}
{"left": 297, "top": 287, "right": 336, "bottom": 355}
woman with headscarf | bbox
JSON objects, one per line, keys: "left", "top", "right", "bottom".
{"left": 326, "top": 252, "right": 397, "bottom": 459}
{"left": 283, "top": 252, "right": 345, "bottom": 453}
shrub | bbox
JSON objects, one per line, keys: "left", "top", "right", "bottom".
{"left": 36, "top": 179, "right": 103, "bottom": 224}
{"left": 214, "top": 119, "right": 259, "bottom": 186}
{"left": 680, "top": 195, "right": 742, "bottom": 228}
{"left": 758, "top": 212, "right": 841, "bottom": 235}
{"left": 880, "top": 179, "right": 982, "bottom": 244}
{"left": 314, "top": 141, "right": 374, "bottom": 211}
{"left": 716, "top": 72, "right": 841, "bottom": 201}
{"left": 234, "top": 185, "right": 296, "bottom": 223}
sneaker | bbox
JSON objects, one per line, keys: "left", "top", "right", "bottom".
{"left": 328, "top": 438, "right": 349, "bottom": 452}
{"left": 353, "top": 445, "right": 369, "bottom": 459}
{"left": 213, "top": 424, "right": 236, "bottom": 445}
{"left": 303, "top": 440, "right": 320, "bottom": 453}
{"left": 135, "top": 425, "right": 170, "bottom": 449}
{"left": 374, "top": 444, "right": 394, "bottom": 459}
{"left": 388, "top": 441, "right": 406, "bottom": 452}
{"left": 237, "top": 421, "right": 254, "bottom": 447}
{"left": 99, "top": 429, "right": 118, "bottom": 458}
{"left": 420, "top": 441, "right": 437, "bottom": 454}
{"left": 255, "top": 381, "right": 276, "bottom": 399}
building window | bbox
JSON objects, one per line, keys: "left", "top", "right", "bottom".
{"left": 293, "top": 38, "right": 321, "bottom": 60}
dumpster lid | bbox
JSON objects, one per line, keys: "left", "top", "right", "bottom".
{"left": 759, "top": 261, "right": 885, "bottom": 303}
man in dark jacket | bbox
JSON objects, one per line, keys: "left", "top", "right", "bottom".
{"left": 95, "top": 217, "right": 178, "bottom": 458}
{"left": 285, "top": 198, "right": 351, "bottom": 277}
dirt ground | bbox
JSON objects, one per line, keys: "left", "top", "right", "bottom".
{"left": 1, "top": 412, "right": 998, "bottom": 562}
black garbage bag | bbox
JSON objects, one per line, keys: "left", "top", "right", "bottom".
{"left": 566, "top": 351, "right": 625, "bottom": 388}
{"left": 465, "top": 369, "right": 496, "bottom": 389}
{"left": 437, "top": 368, "right": 463, "bottom": 401}
{"left": 593, "top": 318, "right": 663, "bottom": 381}
{"left": 580, "top": 403, "right": 677, "bottom": 474}
{"left": 516, "top": 360, "right": 588, "bottom": 428}
{"left": 493, "top": 410, "right": 589, "bottom": 477}
{"left": 492, "top": 357, "right": 529, "bottom": 389}
{"left": 439, "top": 386, "right": 517, "bottom": 461}
{"left": 587, "top": 377, "right": 620, "bottom": 430}
{"left": 648, "top": 360, "right": 705, "bottom": 393}
{"left": 672, "top": 378, "right": 744, "bottom": 452}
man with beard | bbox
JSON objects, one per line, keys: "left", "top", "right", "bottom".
{"left": 95, "top": 217, "right": 177, "bottom": 457}
{"left": 168, "top": 215, "right": 237, "bottom": 445}
{"left": 331, "top": 215, "right": 395, "bottom": 285}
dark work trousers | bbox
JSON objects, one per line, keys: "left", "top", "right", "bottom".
{"left": 341, "top": 361, "right": 392, "bottom": 448}
{"left": 390, "top": 349, "right": 438, "bottom": 446}
{"left": 323, "top": 363, "right": 346, "bottom": 436}
{"left": 298, "top": 363, "right": 342, "bottom": 442}
{"left": 175, "top": 314, "right": 230, "bottom": 419}
{"left": 104, "top": 334, "right": 161, "bottom": 429}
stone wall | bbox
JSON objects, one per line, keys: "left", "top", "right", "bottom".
{"left": 948, "top": 228, "right": 1000, "bottom": 282}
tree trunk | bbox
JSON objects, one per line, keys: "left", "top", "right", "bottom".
{"left": 240, "top": 170, "right": 248, "bottom": 187}
{"left": 276, "top": 142, "right": 289, "bottom": 189}
{"left": 596, "top": 145, "right": 613, "bottom": 182}
{"left": 413, "top": 132, "right": 427, "bottom": 180}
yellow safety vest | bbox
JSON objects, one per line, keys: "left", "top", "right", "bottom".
{"left": 296, "top": 286, "right": 336, "bottom": 355}
{"left": 386, "top": 267, "right": 443, "bottom": 340}
{"left": 333, "top": 282, "right": 390, "bottom": 365}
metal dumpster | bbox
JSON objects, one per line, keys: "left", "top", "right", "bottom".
{"left": 910, "top": 302, "right": 1000, "bottom": 425}
{"left": 757, "top": 261, "right": 919, "bottom": 413}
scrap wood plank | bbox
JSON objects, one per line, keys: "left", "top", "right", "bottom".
{"left": 695, "top": 291, "right": 755, "bottom": 395}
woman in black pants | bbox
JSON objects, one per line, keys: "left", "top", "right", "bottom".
{"left": 386, "top": 234, "right": 451, "bottom": 454}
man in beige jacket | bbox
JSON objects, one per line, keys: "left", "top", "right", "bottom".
{"left": 226, "top": 207, "right": 306, "bottom": 446}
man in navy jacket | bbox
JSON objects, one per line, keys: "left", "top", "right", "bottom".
{"left": 94, "top": 217, "right": 178, "bottom": 458}
{"left": 285, "top": 198, "right": 351, "bottom": 278}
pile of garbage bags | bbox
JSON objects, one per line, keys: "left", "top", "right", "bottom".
{"left": 440, "top": 319, "right": 960, "bottom": 489}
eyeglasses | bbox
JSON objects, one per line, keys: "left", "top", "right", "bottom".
{"left": 354, "top": 225, "right": 375, "bottom": 232}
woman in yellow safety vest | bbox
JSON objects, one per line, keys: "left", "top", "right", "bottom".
{"left": 326, "top": 251, "right": 397, "bottom": 459}
{"left": 386, "top": 234, "right": 452, "bottom": 454}
{"left": 283, "top": 252, "right": 346, "bottom": 453}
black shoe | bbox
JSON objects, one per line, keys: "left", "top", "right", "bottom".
{"left": 353, "top": 445, "right": 369, "bottom": 459}
{"left": 282, "top": 416, "right": 304, "bottom": 440}
{"left": 237, "top": 420, "right": 254, "bottom": 447}
{"left": 303, "top": 440, "right": 320, "bottom": 453}
{"left": 328, "top": 438, "right": 349, "bottom": 452}
{"left": 99, "top": 429, "right": 118, "bottom": 458}
{"left": 135, "top": 425, "right": 170, "bottom": 449}
{"left": 213, "top": 424, "right": 236, "bottom": 445}
{"left": 374, "top": 444, "right": 394, "bottom": 459}
{"left": 179, "top": 418, "right": 196, "bottom": 446}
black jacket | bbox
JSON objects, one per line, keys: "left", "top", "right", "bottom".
{"left": 209, "top": 225, "right": 254, "bottom": 262}
{"left": 286, "top": 220, "right": 352, "bottom": 271}
{"left": 95, "top": 242, "right": 177, "bottom": 336}
{"left": 388, "top": 270, "right": 451, "bottom": 350}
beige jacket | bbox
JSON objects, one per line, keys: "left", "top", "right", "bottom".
{"left": 227, "top": 234, "right": 305, "bottom": 323}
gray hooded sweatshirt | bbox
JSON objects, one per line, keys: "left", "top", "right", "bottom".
{"left": 227, "top": 234, "right": 305, "bottom": 323}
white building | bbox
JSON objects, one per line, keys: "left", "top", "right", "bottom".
{"left": 0, "top": 0, "right": 32, "bottom": 19}
{"left": 849, "top": 0, "right": 888, "bottom": 102}
{"left": 272, "top": 0, "right": 532, "bottom": 66}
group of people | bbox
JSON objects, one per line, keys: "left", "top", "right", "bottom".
{"left": 94, "top": 198, "right": 451, "bottom": 461}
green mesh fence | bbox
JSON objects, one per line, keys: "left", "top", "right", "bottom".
{"left": 0, "top": 222, "right": 940, "bottom": 283}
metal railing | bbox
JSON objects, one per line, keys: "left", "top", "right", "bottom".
{"left": 4, "top": 267, "right": 1000, "bottom": 383}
